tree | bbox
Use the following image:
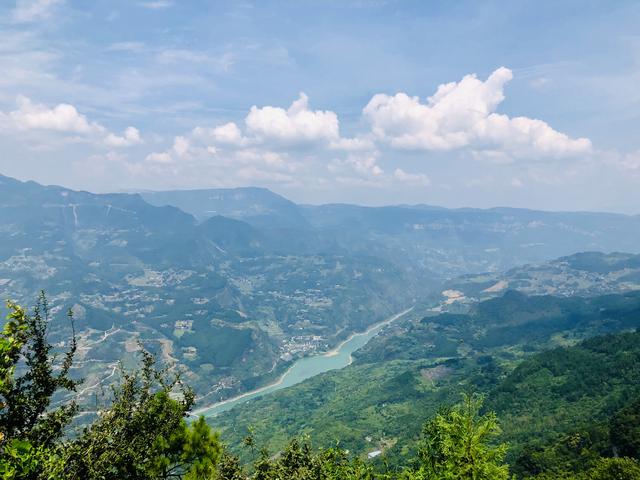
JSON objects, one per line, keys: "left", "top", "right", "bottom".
{"left": 216, "top": 452, "right": 246, "bottom": 480}
{"left": 0, "top": 295, "right": 222, "bottom": 480}
{"left": 0, "top": 294, "right": 79, "bottom": 479}
{"left": 58, "top": 350, "right": 221, "bottom": 479}
{"left": 582, "top": 457, "right": 640, "bottom": 480}
{"left": 242, "top": 438, "right": 378, "bottom": 480}
{"left": 610, "top": 397, "right": 640, "bottom": 459}
{"left": 413, "top": 393, "right": 511, "bottom": 480}
{"left": 0, "top": 293, "right": 79, "bottom": 447}
{"left": 529, "top": 457, "right": 640, "bottom": 480}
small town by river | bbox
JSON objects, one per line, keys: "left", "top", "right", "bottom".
{"left": 196, "top": 307, "right": 413, "bottom": 417}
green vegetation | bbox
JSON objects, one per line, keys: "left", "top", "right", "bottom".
{"left": 0, "top": 294, "right": 79, "bottom": 467}
{"left": 212, "top": 290, "right": 640, "bottom": 460}
{"left": 415, "top": 393, "right": 511, "bottom": 480}
{"left": 4, "top": 173, "right": 640, "bottom": 417}
{"left": 0, "top": 296, "right": 222, "bottom": 479}
{"left": 210, "top": 291, "right": 640, "bottom": 479}
{"left": 58, "top": 353, "right": 221, "bottom": 479}
{"left": 1, "top": 295, "right": 640, "bottom": 479}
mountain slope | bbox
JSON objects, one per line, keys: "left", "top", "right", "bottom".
{"left": 0, "top": 174, "right": 421, "bottom": 409}
{"left": 141, "top": 187, "right": 309, "bottom": 229}
{"left": 208, "top": 290, "right": 640, "bottom": 463}
{"left": 142, "top": 183, "right": 640, "bottom": 277}
{"left": 301, "top": 204, "right": 640, "bottom": 276}
{"left": 4, "top": 173, "right": 640, "bottom": 421}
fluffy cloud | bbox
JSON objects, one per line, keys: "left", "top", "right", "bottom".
{"left": 105, "top": 127, "right": 142, "bottom": 147}
{"left": 245, "top": 93, "right": 339, "bottom": 144}
{"left": 142, "top": 93, "right": 353, "bottom": 183}
{"left": 143, "top": 130, "right": 298, "bottom": 184}
{"left": 197, "top": 93, "right": 357, "bottom": 151}
{"left": 2, "top": 96, "right": 141, "bottom": 149}
{"left": 135, "top": 74, "right": 600, "bottom": 192}
{"left": 329, "top": 154, "right": 384, "bottom": 180}
{"left": 363, "top": 67, "right": 592, "bottom": 159}
{"left": 208, "top": 122, "right": 246, "bottom": 146}
{"left": 144, "top": 136, "right": 191, "bottom": 164}
{"left": 172, "top": 136, "right": 190, "bottom": 157}
{"left": 9, "top": 95, "right": 102, "bottom": 134}
{"left": 348, "top": 155, "right": 383, "bottom": 177}
{"left": 12, "top": 0, "right": 63, "bottom": 23}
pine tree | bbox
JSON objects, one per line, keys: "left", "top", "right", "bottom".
{"left": 414, "top": 393, "right": 511, "bottom": 480}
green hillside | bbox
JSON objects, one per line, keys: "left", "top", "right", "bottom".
{"left": 3, "top": 293, "right": 639, "bottom": 479}
{"left": 209, "top": 291, "right": 640, "bottom": 467}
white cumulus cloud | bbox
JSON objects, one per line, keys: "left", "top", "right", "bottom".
{"left": 245, "top": 93, "right": 339, "bottom": 144}
{"left": 9, "top": 95, "right": 102, "bottom": 134}
{"left": 210, "top": 122, "right": 246, "bottom": 146}
{"left": 2, "top": 96, "right": 141, "bottom": 149}
{"left": 363, "top": 67, "right": 592, "bottom": 159}
{"left": 105, "top": 127, "right": 142, "bottom": 147}
{"left": 329, "top": 154, "right": 384, "bottom": 178}
{"left": 172, "top": 136, "right": 190, "bottom": 157}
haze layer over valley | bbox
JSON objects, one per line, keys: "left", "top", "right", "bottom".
{"left": 1, "top": 173, "right": 639, "bottom": 414}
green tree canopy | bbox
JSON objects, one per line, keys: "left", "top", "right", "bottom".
{"left": 413, "top": 393, "right": 511, "bottom": 480}
{"left": 0, "top": 293, "right": 79, "bottom": 448}
{"left": 0, "top": 295, "right": 222, "bottom": 480}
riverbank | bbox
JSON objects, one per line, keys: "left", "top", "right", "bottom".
{"left": 192, "top": 306, "right": 414, "bottom": 417}
{"left": 324, "top": 307, "right": 414, "bottom": 360}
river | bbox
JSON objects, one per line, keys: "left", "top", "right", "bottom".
{"left": 195, "top": 307, "right": 413, "bottom": 418}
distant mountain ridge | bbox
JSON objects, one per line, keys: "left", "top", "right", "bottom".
{"left": 0, "top": 174, "right": 419, "bottom": 408}
{"left": 2, "top": 172, "right": 640, "bottom": 415}
{"left": 439, "top": 251, "right": 640, "bottom": 311}
{"left": 145, "top": 182, "right": 640, "bottom": 277}
{"left": 141, "top": 186, "right": 308, "bottom": 229}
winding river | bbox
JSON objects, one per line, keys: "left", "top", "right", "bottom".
{"left": 196, "top": 307, "right": 413, "bottom": 418}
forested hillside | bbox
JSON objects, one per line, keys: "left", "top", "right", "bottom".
{"left": 0, "top": 174, "right": 421, "bottom": 409}
{"left": 5, "top": 174, "right": 640, "bottom": 414}
{"left": 1, "top": 295, "right": 638, "bottom": 479}
{"left": 490, "top": 331, "right": 640, "bottom": 476}
{"left": 210, "top": 290, "right": 640, "bottom": 469}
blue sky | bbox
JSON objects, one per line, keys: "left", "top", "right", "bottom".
{"left": 1, "top": 0, "right": 639, "bottom": 212}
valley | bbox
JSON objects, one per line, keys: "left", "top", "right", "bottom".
{"left": 3, "top": 3, "right": 639, "bottom": 477}
{"left": 1, "top": 173, "right": 640, "bottom": 433}
{"left": 210, "top": 286, "right": 640, "bottom": 469}
{"left": 195, "top": 307, "right": 414, "bottom": 417}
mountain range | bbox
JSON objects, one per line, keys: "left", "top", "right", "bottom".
{"left": 2, "top": 172, "right": 640, "bottom": 412}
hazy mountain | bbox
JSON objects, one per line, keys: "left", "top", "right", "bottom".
{"left": 142, "top": 185, "right": 640, "bottom": 277}
{"left": 0, "top": 174, "right": 420, "bottom": 407}
{"left": 141, "top": 187, "right": 309, "bottom": 229}
{"left": 3, "top": 173, "right": 640, "bottom": 413}
{"left": 300, "top": 203, "right": 640, "bottom": 276}
{"left": 439, "top": 251, "right": 640, "bottom": 311}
